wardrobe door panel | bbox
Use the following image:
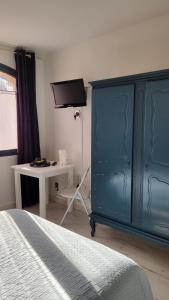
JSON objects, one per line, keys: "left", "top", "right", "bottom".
{"left": 92, "top": 85, "right": 134, "bottom": 223}
{"left": 142, "top": 79, "right": 169, "bottom": 238}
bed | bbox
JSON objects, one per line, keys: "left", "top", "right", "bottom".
{"left": 0, "top": 209, "right": 153, "bottom": 299}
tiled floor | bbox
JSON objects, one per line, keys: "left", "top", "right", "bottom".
{"left": 27, "top": 202, "right": 169, "bottom": 300}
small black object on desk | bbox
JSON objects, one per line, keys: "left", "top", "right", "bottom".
{"left": 30, "top": 158, "right": 57, "bottom": 167}
{"left": 30, "top": 158, "right": 50, "bottom": 168}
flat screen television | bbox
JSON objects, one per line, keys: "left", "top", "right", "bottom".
{"left": 51, "top": 78, "right": 86, "bottom": 108}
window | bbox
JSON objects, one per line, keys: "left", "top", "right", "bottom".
{"left": 0, "top": 64, "right": 17, "bottom": 156}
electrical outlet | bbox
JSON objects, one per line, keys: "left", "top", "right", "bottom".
{"left": 55, "top": 182, "right": 59, "bottom": 191}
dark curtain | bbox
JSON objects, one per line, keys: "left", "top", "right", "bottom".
{"left": 15, "top": 48, "right": 40, "bottom": 207}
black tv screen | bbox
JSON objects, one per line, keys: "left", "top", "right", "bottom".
{"left": 51, "top": 78, "right": 86, "bottom": 108}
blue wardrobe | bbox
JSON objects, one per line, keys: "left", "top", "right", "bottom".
{"left": 90, "top": 69, "right": 169, "bottom": 247}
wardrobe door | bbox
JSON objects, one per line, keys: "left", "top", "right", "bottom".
{"left": 92, "top": 84, "right": 134, "bottom": 223}
{"left": 142, "top": 79, "right": 169, "bottom": 238}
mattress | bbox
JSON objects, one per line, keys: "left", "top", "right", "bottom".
{"left": 0, "top": 209, "right": 153, "bottom": 300}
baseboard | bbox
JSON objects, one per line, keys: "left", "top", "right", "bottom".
{"left": 51, "top": 195, "right": 67, "bottom": 208}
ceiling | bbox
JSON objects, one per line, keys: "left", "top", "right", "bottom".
{"left": 0, "top": 0, "right": 169, "bottom": 51}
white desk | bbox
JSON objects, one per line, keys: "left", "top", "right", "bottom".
{"left": 11, "top": 163, "right": 74, "bottom": 218}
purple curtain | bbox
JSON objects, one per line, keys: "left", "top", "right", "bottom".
{"left": 15, "top": 48, "right": 40, "bottom": 207}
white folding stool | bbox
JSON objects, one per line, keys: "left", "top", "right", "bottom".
{"left": 59, "top": 167, "right": 90, "bottom": 225}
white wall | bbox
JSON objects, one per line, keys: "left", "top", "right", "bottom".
{"left": 43, "top": 54, "right": 55, "bottom": 160}
{"left": 45, "top": 13, "right": 169, "bottom": 194}
{"left": 0, "top": 47, "right": 46, "bottom": 209}
{"left": 36, "top": 57, "right": 47, "bottom": 157}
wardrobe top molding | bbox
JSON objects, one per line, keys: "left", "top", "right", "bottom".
{"left": 90, "top": 68, "right": 169, "bottom": 88}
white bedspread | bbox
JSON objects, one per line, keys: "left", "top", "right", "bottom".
{"left": 0, "top": 209, "right": 153, "bottom": 300}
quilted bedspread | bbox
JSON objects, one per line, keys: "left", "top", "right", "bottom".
{"left": 0, "top": 209, "right": 153, "bottom": 299}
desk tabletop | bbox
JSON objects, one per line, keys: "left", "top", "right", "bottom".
{"left": 11, "top": 163, "right": 74, "bottom": 177}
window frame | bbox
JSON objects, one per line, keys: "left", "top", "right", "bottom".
{"left": 0, "top": 63, "right": 17, "bottom": 157}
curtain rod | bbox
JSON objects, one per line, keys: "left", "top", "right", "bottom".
{"left": 0, "top": 44, "right": 42, "bottom": 60}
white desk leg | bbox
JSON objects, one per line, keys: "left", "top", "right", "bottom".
{"left": 39, "top": 176, "right": 46, "bottom": 218}
{"left": 45, "top": 178, "right": 49, "bottom": 204}
{"left": 14, "top": 171, "right": 22, "bottom": 209}
{"left": 68, "top": 167, "right": 73, "bottom": 188}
